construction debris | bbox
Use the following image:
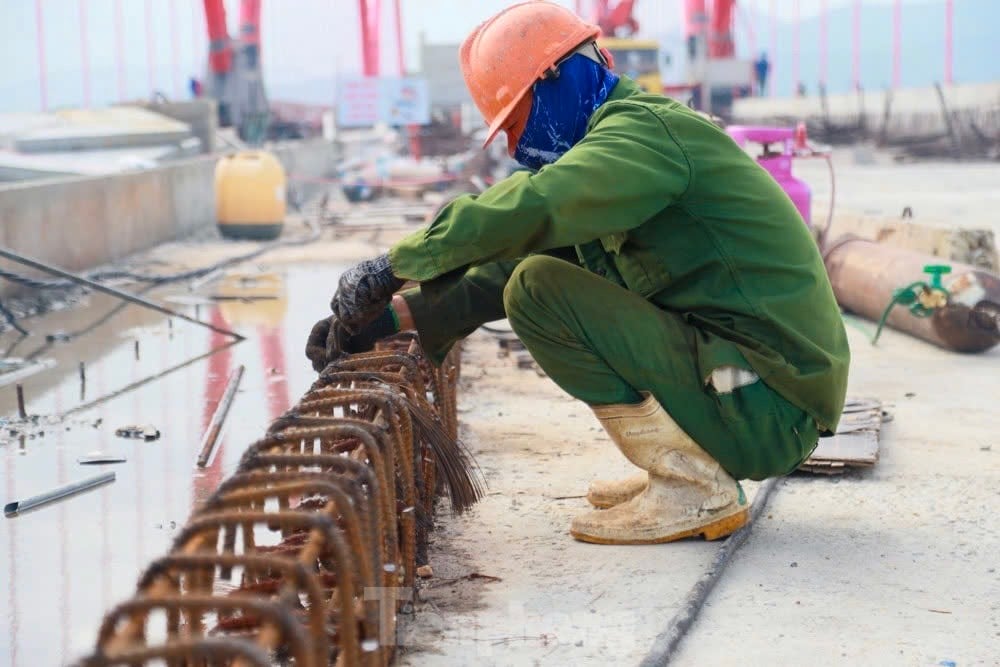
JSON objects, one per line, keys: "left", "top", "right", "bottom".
{"left": 799, "top": 398, "right": 883, "bottom": 474}
{"left": 114, "top": 425, "right": 161, "bottom": 441}
{"left": 77, "top": 452, "right": 127, "bottom": 465}
{"left": 822, "top": 211, "right": 998, "bottom": 272}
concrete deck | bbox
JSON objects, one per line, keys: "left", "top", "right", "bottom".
{"left": 0, "top": 151, "right": 998, "bottom": 665}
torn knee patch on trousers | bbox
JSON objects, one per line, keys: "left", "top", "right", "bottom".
{"left": 706, "top": 365, "right": 760, "bottom": 394}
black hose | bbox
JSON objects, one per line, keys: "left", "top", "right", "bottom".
{"left": 639, "top": 477, "right": 783, "bottom": 666}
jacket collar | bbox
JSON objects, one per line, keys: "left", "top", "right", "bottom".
{"left": 604, "top": 75, "right": 643, "bottom": 104}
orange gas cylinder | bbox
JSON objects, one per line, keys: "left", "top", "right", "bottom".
{"left": 215, "top": 151, "right": 286, "bottom": 240}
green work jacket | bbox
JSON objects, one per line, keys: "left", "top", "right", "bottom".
{"left": 389, "top": 76, "right": 850, "bottom": 434}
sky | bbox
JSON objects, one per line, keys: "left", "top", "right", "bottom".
{"left": 0, "top": 0, "right": 997, "bottom": 112}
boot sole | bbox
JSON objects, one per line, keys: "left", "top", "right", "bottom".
{"left": 570, "top": 506, "right": 750, "bottom": 545}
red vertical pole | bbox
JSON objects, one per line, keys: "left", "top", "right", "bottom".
{"left": 79, "top": 0, "right": 91, "bottom": 107}
{"left": 145, "top": 0, "right": 156, "bottom": 94}
{"left": 372, "top": 0, "right": 382, "bottom": 75}
{"left": 393, "top": 0, "right": 405, "bottom": 74}
{"left": 892, "top": 0, "right": 901, "bottom": 88}
{"left": 359, "top": 0, "right": 382, "bottom": 77}
{"left": 852, "top": 0, "right": 861, "bottom": 90}
{"left": 819, "top": 0, "right": 828, "bottom": 88}
{"left": 358, "top": 0, "right": 374, "bottom": 76}
{"left": 944, "top": 0, "right": 953, "bottom": 85}
{"left": 170, "top": 0, "right": 181, "bottom": 98}
{"left": 115, "top": 0, "right": 126, "bottom": 100}
{"left": 792, "top": 0, "right": 799, "bottom": 93}
{"left": 35, "top": 0, "right": 48, "bottom": 111}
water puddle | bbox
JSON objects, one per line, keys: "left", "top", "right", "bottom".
{"left": 0, "top": 263, "right": 346, "bottom": 665}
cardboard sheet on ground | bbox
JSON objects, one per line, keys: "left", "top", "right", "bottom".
{"left": 798, "top": 397, "right": 882, "bottom": 474}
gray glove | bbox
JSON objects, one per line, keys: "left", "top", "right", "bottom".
{"left": 304, "top": 314, "right": 352, "bottom": 373}
{"left": 331, "top": 253, "right": 404, "bottom": 334}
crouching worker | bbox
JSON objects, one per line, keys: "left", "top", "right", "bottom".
{"left": 306, "top": 1, "right": 849, "bottom": 545}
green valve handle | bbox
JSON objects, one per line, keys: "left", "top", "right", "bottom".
{"left": 923, "top": 264, "right": 951, "bottom": 290}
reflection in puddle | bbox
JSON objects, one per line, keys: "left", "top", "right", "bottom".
{"left": 0, "top": 264, "right": 344, "bottom": 665}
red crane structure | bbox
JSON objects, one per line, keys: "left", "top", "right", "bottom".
{"left": 683, "top": 0, "right": 735, "bottom": 60}
{"left": 594, "top": 0, "right": 639, "bottom": 37}
{"left": 680, "top": 0, "right": 749, "bottom": 114}
{"left": 201, "top": 0, "right": 268, "bottom": 141}
{"left": 707, "top": 0, "right": 735, "bottom": 58}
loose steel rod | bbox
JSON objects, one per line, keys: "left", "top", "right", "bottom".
{"left": 196, "top": 364, "right": 245, "bottom": 467}
{"left": 5, "top": 471, "right": 115, "bottom": 516}
{"left": 0, "top": 246, "right": 244, "bottom": 341}
{"left": 15, "top": 383, "right": 27, "bottom": 419}
{"left": 62, "top": 340, "right": 241, "bottom": 418}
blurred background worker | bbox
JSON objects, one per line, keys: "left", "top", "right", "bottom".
{"left": 306, "top": 1, "right": 849, "bottom": 546}
{"left": 754, "top": 51, "right": 771, "bottom": 96}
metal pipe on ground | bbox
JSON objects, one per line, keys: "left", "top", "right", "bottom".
{"left": 0, "top": 246, "right": 244, "bottom": 341}
{"left": 196, "top": 364, "right": 245, "bottom": 467}
{"left": 824, "top": 235, "right": 1000, "bottom": 352}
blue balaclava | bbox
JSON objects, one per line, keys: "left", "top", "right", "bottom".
{"left": 513, "top": 53, "right": 620, "bottom": 171}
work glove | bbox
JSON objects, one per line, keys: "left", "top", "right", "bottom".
{"left": 304, "top": 307, "right": 400, "bottom": 373}
{"left": 331, "top": 253, "right": 405, "bottom": 335}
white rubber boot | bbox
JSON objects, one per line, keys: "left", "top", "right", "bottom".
{"left": 571, "top": 393, "right": 748, "bottom": 545}
{"left": 586, "top": 472, "right": 647, "bottom": 509}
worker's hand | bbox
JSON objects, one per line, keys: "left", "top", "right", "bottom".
{"left": 331, "top": 253, "right": 405, "bottom": 334}
{"left": 305, "top": 306, "right": 401, "bottom": 373}
{"left": 305, "top": 314, "right": 352, "bottom": 373}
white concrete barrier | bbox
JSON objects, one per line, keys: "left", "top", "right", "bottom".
{"left": 0, "top": 139, "right": 337, "bottom": 297}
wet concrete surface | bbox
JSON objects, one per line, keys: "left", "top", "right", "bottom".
{"left": 0, "top": 264, "right": 345, "bottom": 666}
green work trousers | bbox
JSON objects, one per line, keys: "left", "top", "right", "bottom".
{"left": 502, "top": 255, "right": 819, "bottom": 481}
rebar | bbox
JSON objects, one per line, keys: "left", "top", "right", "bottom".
{"left": 196, "top": 364, "right": 246, "bottom": 467}
{"left": 81, "top": 336, "right": 480, "bottom": 666}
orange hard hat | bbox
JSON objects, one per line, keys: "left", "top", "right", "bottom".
{"left": 460, "top": 1, "right": 601, "bottom": 149}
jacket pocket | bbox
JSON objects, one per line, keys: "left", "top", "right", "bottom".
{"left": 599, "top": 232, "right": 671, "bottom": 297}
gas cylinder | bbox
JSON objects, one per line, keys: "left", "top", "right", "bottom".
{"left": 215, "top": 151, "right": 286, "bottom": 240}
{"left": 726, "top": 125, "right": 812, "bottom": 226}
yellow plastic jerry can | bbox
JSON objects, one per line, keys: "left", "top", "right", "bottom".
{"left": 215, "top": 151, "right": 286, "bottom": 240}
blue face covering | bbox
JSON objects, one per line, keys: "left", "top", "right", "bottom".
{"left": 513, "top": 53, "right": 620, "bottom": 171}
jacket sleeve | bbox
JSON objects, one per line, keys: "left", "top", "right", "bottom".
{"left": 399, "top": 260, "right": 516, "bottom": 365}
{"left": 400, "top": 247, "right": 581, "bottom": 365}
{"left": 389, "top": 103, "right": 691, "bottom": 282}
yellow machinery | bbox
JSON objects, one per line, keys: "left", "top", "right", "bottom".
{"left": 215, "top": 151, "right": 286, "bottom": 240}
{"left": 599, "top": 37, "right": 664, "bottom": 93}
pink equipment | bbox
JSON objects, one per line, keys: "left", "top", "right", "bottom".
{"left": 726, "top": 124, "right": 814, "bottom": 226}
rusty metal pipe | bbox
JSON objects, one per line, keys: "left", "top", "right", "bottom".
{"left": 824, "top": 235, "right": 1000, "bottom": 352}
